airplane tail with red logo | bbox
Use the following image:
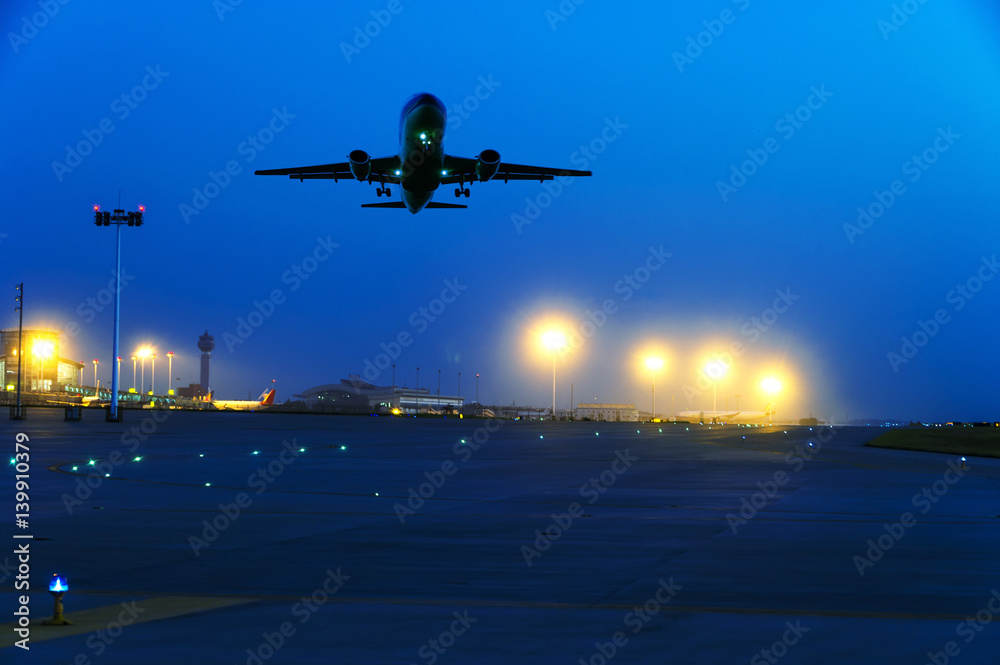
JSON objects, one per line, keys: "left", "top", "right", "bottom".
{"left": 257, "top": 389, "right": 276, "bottom": 405}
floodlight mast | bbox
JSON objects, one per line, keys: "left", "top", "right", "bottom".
{"left": 92, "top": 203, "right": 144, "bottom": 421}
{"left": 14, "top": 283, "right": 23, "bottom": 419}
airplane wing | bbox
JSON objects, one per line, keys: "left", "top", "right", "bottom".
{"left": 255, "top": 156, "right": 402, "bottom": 184}
{"left": 442, "top": 155, "right": 591, "bottom": 184}
{"left": 361, "top": 201, "right": 468, "bottom": 209}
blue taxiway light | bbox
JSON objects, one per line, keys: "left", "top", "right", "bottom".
{"left": 49, "top": 574, "right": 68, "bottom": 593}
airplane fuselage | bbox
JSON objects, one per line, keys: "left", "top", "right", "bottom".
{"left": 397, "top": 93, "right": 447, "bottom": 213}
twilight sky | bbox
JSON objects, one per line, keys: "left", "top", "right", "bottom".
{"left": 2, "top": 1, "right": 999, "bottom": 422}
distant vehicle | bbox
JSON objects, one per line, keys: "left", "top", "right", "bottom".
{"left": 255, "top": 92, "right": 592, "bottom": 214}
{"left": 212, "top": 388, "right": 276, "bottom": 411}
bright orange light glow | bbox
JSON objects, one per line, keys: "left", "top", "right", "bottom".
{"left": 645, "top": 356, "right": 664, "bottom": 371}
{"left": 761, "top": 377, "right": 782, "bottom": 395}
{"left": 32, "top": 340, "right": 54, "bottom": 359}
{"left": 704, "top": 360, "right": 728, "bottom": 380}
{"left": 541, "top": 330, "right": 567, "bottom": 352}
{"left": 137, "top": 347, "right": 153, "bottom": 358}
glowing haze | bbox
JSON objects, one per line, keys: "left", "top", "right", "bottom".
{"left": 3, "top": 1, "right": 999, "bottom": 421}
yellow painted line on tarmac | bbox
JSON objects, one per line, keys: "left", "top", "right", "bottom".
{"left": 0, "top": 595, "right": 256, "bottom": 648}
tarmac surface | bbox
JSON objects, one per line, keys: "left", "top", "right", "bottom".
{"left": 2, "top": 409, "right": 1000, "bottom": 663}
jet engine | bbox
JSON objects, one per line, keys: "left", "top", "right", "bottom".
{"left": 475, "top": 150, "right": 501, "bottom": 182}
{"left": 349, "top": 150, "right": 371, "bottom": 181}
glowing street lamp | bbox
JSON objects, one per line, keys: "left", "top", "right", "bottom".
{"left": 704, "top": 360, "right": 728, "bottom": 423}
{"left": 645, "top": 356, "right": 663, "bottom": 420}
{"left": 761, "top": 377, "right": 782, "bottom": 426}
{"left": 167, "top": 352, "right": 174, "bottom": 395}
{"left": 542, "top": 330, "right": 567, "bottom": 417}
{"left": 131, "top": 355, "right": 137, "bottom": 392}
{"left": 116, "top": 356, "right": 121, "bottom": 388}
{"left": 137, "top": 347, "right": 151, "bottom": 395}
{"left": 32, "top": 339, "right": 54, "bottom": 392}
{"left": 92, "top": 359, "right": 99, "bottom": 390}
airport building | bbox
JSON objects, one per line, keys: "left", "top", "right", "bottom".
{"left": 0, "top": 328, "right": 83, "bottom": 393}
{"left": 574, "top": 403, "right": 639, "bottom": 422}
{"left": 295, "top": 376, "right": 464, "bottom": 414}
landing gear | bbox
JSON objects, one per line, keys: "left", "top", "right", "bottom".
{"left": 376, "top": 187, "right": 391, "bottom": 197}
{"left": 376, "top": 188, "right": 383, "bottom": 197}
{"left": 463, "top": 188, "right": 470, "bottom": 198}
{"left": 454, "top": 187, "right": 470, "bottom": 198}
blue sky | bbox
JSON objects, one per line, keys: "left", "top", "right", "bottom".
{"left": 2, "top": 1, "right": 999, "bottom": 421}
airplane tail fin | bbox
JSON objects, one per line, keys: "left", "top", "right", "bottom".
{"left": 258, "top": 389, "right": 276, "bottom": 405}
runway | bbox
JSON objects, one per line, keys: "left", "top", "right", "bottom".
{"left": 4, "top": 410, "right": 1000, "bottom": 663}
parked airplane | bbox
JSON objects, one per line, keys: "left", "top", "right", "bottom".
{"left": 213, "top": 388, "right": 276, "bottom": 411}
{"left": 254, "top": 92, "right": 592, "bottom": 213}
{"left": 676, "top": 407, "right": 775, "bottom": 424}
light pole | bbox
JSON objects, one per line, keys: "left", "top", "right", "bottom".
{"left": 761, "top": 377, "right": 782, "bottom": 426}
{"left": 131, "top": 356, "right": 137, "bottom": 392}
{"left": 150, "top": 354, "right": 155, "bottom": 395}
{"left": 704, "top": 360, "right": 727, "bottom": 424}
{"left": 167, "top": 352, "right": 173, "bottom": 395}
{"left": 117, "top": 357, "right": 121, "bottom": 387}
{"left": 645, "top": 357, "right": 663, "bottom": 421}
{"left": 13, "top": 283, "right": 23, "bottom": 419}
{"left": 542, "top": 330, "right": 567, "bottom": 418}
{"left": 475, "top": 373, "right": 479, "bottom": 405}
{"left": 93, "top": 359, "right": 99, "bottom": 391}
{"left": 93, "top": 202, "right": 144, "bottom": 421}
{"left": 735, "top": 394, "right": 741, "bottom": 412}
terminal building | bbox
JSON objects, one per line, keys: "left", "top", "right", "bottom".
{"left": 574, "top": 403, "right": 639, "bottom": 422}
{"left": 295, "top": 376, "right": 464, "bottom": 414}
{"left": 1, "top": 328, "right": 83, "bottom": 393}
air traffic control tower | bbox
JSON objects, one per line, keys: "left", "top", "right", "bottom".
{"left": 198, "top": 330, "right": 215, "bottom": 392}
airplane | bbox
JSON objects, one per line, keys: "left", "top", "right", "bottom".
{"left": 212, "top": 388, "right": 276, "bottom": 411}
{"left": 254, "top": 92, "right": 592, "bottom": 214}
{"left": 675, "top": 406, "right": 776, "bottom": 424}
